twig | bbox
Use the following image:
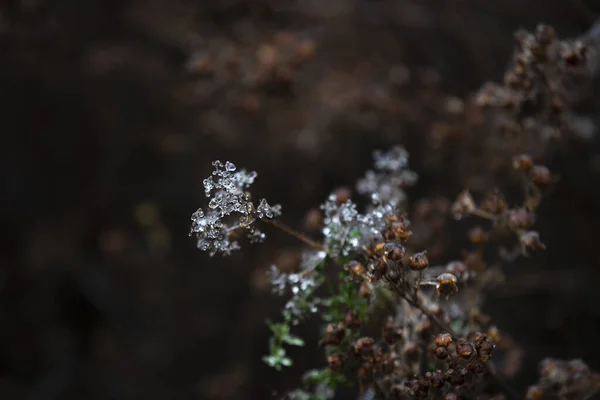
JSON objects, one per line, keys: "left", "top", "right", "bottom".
{"left": 263, "top": 219, "right": 323, "bottom": 250}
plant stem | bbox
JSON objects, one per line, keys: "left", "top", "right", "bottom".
{"left": 263, "top": 219, "right": 323, "bottom": 250}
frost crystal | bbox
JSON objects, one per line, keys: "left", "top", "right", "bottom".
{"left": 269, "top": 251, "right": 326, "bottom": 324}
{"left": 320, "top": 145, "right": 417, "bottom": 257}
{"left": 357, "top": 145, "right": 418, "bottom": 206}
{"left": 190, "top": 160, "right": 281, "bottom": 256}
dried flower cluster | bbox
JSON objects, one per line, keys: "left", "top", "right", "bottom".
{"left": 191, "top": 24, "right": 599, "bottom": 400}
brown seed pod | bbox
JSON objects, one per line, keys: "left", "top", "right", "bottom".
{"left": 383, "top": 242, "right": 406, "bottom": 261}
{"left": 456, "top": 339, "right": 476, "bottom": 359}
{"left": 436, "top": 273, "right": 458, "bottom": 296}
{"left": 434, "top": 346, "right": 449, "bottom": 360}
{"left": 354, "top": 337, "right": 375, "bottom": 357}
{"left": 409, "top": 251, "right": 429, "bottom": 270}
{"left": 434, "top": 333, "right": 453, "bottom": 347}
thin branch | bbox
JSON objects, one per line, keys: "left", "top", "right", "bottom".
{"left": 263, "top": 219, "right": 323, "bottom": 250}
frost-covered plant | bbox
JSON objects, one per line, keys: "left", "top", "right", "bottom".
{"left": 189, "top": 24, "right": 600, "bottom": 400}
{"left": 190, "top": 160, "right": 281, "bottom": 256}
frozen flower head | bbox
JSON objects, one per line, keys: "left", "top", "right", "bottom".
{"left": 190, "top": 160, "right": 281, "bottom": 256}
{"left": 356, "top": 146, "right": 418, "bottom": 207}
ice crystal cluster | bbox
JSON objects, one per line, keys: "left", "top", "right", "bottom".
{"left": 356, "top": 146, "right": 418, "bottom": 206}
{"left": 270, "top": 250, "right": 326, "bottom": 325}
{"left": 190, "top": 160, "right": 281, "bottom": 256}
{"left": 322, "top": 146, "right": 417, "bottom": 257}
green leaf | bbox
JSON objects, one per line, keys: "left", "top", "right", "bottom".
{"left": 280, "top": 357, "right": 292, "bottom": 367}
{"left": 282, "top": 334, "right": 305, "bottom": 347}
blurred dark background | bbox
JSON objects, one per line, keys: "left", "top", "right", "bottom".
{"left": 1, "top": 0, "right": 600, "bottom": 399}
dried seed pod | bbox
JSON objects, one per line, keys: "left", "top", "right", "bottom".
{"left": 373, "top": 242, "right": 385, "bottom": 255}
{"left": 434, "top": 346, "right": 449, "bottom": 360}
{"left": 409, "top": 251, "right": 429, "bottom": 270}
{"left": 369, "top": 258, "right": 388, "bottom": 281}
{"left": 345, "top": 260, "right": 366, "bottom": 280}
{"left": 389, "top": 219, "right": 413, "bottom": 240}
{"left": 436, "top": 273, "right": 458, "bottom": 296}
{"left": 383, "top": 242, "right": 406, "bottom": 261}
{"left": 427, "top": 369, "right": 446, "bottom": 387}
{"left": 456, "top": 339, "right": 476, "bottom": 359}
{"left": 434, "top": 333, "right": 453, "bottom": 347}
{"left": 476, "top": 337, "right": 495, "bottom": 361}
{"left": 354, "top": 337, "right": 375, "bottom": 357}
{"left": 386, "top": 265, "right": 401, "bottom": 283}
